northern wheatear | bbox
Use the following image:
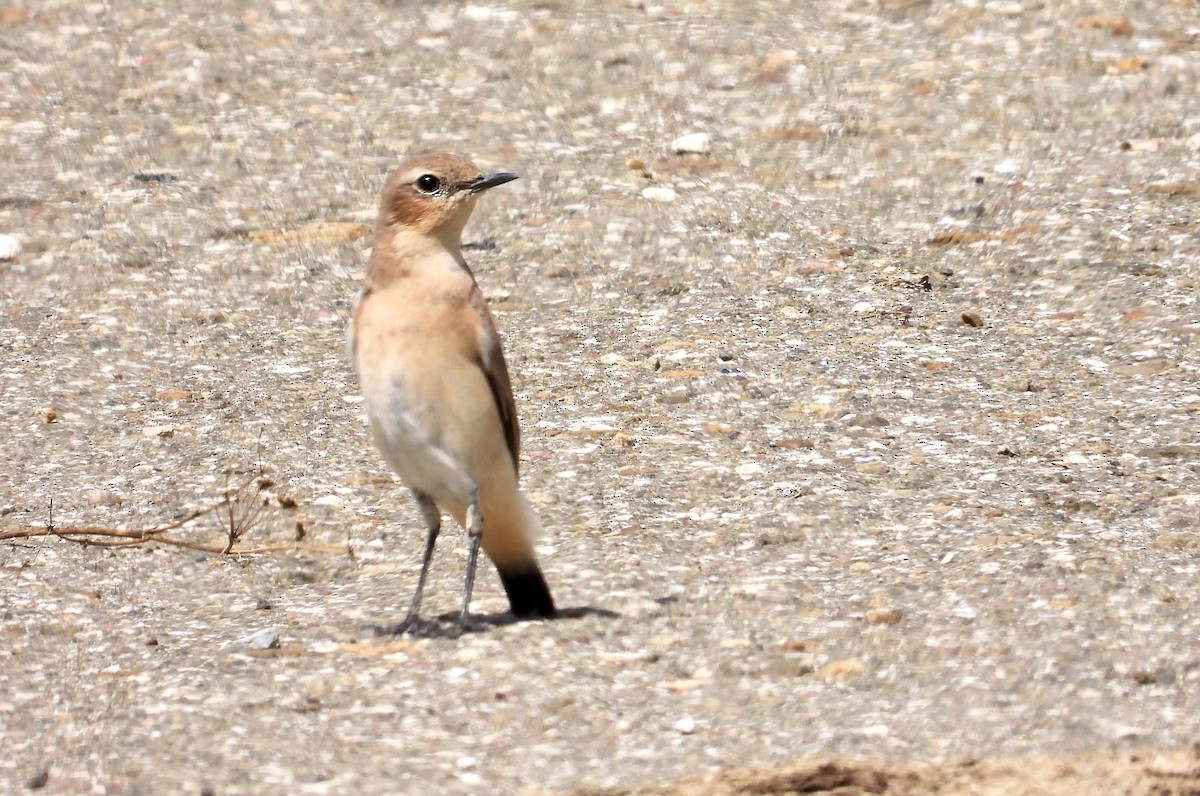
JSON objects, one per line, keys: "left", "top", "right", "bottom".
{"left": 351, "top": 153, "right": 555, "bottom": 632}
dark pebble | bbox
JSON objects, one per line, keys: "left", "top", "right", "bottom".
{"left": 845, "top": 414, "right": 889, "bottom": 428}
{"left": 133, "top": 172, "right": 178, "bottom": 183}
{"left": 961, "top": 311, "right": 984, "bottom": 327}
{"left": 26, "top": 768, "right": 49, "bottom": 790}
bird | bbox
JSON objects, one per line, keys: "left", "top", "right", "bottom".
{"left": 350, "top": 153, "right": 556, "bottom": 633}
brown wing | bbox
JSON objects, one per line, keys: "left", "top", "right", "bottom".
{"left": 471, "top": 289, "right": 521, "bottom": 474}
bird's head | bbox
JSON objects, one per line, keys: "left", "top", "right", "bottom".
{"left": 378, "top": 153, "right": 518, "bottom": 251}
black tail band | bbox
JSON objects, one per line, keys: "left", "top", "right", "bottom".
{"left": 497, "top": 566, "right": 556, "bottom": 619}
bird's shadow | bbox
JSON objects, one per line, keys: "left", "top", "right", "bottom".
{"left": 372, "top": 605, "right": 619, "bottom": 640}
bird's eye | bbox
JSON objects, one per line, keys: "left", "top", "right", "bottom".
{"left": 415, "top": 174, "right": 441, "bottom": 194}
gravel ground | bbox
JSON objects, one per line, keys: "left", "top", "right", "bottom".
{"left": 2, "top": 0, "right": 1199, "bottom": 794}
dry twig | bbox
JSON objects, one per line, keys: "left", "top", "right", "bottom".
{"left": 0, "top": 471, "right": 344, "bottom": 556}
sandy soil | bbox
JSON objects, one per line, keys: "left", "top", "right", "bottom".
{"left": 2, "top": 0, "right": 1198, "bottom": 793}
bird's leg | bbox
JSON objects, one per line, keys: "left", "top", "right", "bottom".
{"left": 398, "top": 491, "right": 440, "bottom": 633}
{"left": 458, "top": 487, "right": 483, "bottom": 632}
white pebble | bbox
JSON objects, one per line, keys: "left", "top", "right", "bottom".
{"left": 237, "top": 627, "right": 280, "bottom": 650}
{"left": 462, "top": 5, "right": 515, "bottom": 22}
{"left": 0, "top": 234, "right": 21, "bottom": 261}
{"left": 674, "top": 716, "right": 697, "bottom": 734}
{"left": 642, "top": 186, "right": 677, "bottom": 202}
{"left": 271, "top": 364, "right": 313, "bottom": 376}
{"left": 87, "top": 489, "right": 122, "bottom": 507}
{"left": 671, "top": 132, "right": 712, "bottom": 154}
{"left": 985, "top": 0, "right": 1022, "bottom": 16}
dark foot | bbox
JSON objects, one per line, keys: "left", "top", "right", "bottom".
{"left": 373, "top": 615, "right": 427, "bottom": 637}
{"left": 372, "top": 614, "right": 484, "bottom": 639}
{"left": 454, "top": 614, "right": 487, "bottom": 636}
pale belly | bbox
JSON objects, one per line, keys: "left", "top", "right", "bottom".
{"left": 352, "top": 270, "right": 510, "bottom": 512}
{"left": 361, "top": 357, "right": 506, "bottom": 512}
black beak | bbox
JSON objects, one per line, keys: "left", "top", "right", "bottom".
{"left": 468, "top": 172, "right": 519, "bottom": 193}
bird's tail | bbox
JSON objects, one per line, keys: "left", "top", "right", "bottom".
{"left": 496, "top": 564, "right": 556, "bottom": 618}
{"left": 466, "top": 489, "right": 556, "bottom": 619}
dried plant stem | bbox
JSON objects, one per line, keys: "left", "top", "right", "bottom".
{"left": 0, "top": 473, "right": 344, "bottom": 557}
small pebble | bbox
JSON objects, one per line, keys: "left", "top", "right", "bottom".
{"left": 1113, "top": 359, "right": 1169, "bottom": 376}
{"left": 1136, "top": 445, "right": 1199, "bottom": 460}
{"left": 864, "top": 608, "right": 904, "bottom": 625}
{"left": 985, "top": 0, "right": 1023, "bottom": 16}
{"left": 949, "top": 204, "right": 986, "bottom": 218}
{"left": 0, "top": 233, "right": 22, "bottom": 261}
{"left": 670, "top": 132, "right": 711, "bottom": 154}
{"left": 961, "top": 311, "right": 984, "bottom": 327}
{"left": 642, "top": 186, "right": 677, "bottom": 202}
{"left": 238, "top": 627, "right": 280, "bottom": 650}
{"left": 86, "top": 489, "right": 122, "bottom": 507}
{"left": 816, "top": 658, "right": 866, "bottom": 680}
{"left": 26, "top": 768, "right": 49, "bottom": 790}
{"left": 142, "top": 425, "right": 175, "bottom": 438}
{"left": 845, "top": 414, "right": 889, "bottom": 428}
{"left": 674, "top": 716, "right": 697, "bottom": 734}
